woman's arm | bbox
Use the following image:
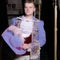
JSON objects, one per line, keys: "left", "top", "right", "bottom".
{"left": 37, "top": 21, "right": 46, "bottom": 47}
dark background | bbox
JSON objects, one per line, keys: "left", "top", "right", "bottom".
{"left": 0, "top": 0, "right": 54, "bottom": 60}
{"left": 40, "top": 0, "right": 54, "bottom": 60}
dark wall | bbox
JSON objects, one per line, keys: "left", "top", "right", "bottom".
{"left": 0, "top": 0, "right": 8, "bottom": 34}
{"left": 0, "top": 0, "right": 12, "bottom": 60}
{"left": 41, "top": 0, "right": 54, "bottom": 60}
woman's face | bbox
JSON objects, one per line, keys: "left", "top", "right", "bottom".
{"left": 24, "top": 3, "right": 36, "bottom": 16}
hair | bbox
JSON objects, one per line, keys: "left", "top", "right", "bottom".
{"left": 24, "top": 0, "right": 36, "bottom": 7}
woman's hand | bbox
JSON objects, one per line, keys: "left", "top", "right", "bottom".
{"left": 21, "top": 43, "right": 31, "bottom": 50}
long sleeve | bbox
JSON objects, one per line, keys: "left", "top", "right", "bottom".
{"left": 1, "top": 29, "right": 26, "bottom": 55}
{"left": 11, "top": 17, "right": 17, "bottom": 25}
{"left": 1, "top": 17, "right": 26, "bottom": 55}
{"left": 37, "top": 21, "right": 46, "bottom": 47}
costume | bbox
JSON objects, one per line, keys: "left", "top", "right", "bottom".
{"left": 1, "top": 15, "right": 46, "bottom": 60}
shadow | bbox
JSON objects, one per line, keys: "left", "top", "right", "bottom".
{"left": 40, "top": 0, "right": 54, "bottom": 60}
{"left": 57, "top": 0, "right": 60, "bottom": 60}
